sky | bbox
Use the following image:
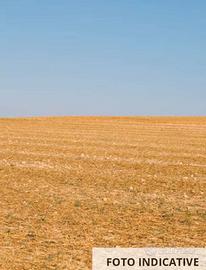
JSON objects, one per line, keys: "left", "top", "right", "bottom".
{"left": 0, "top": 0, "right": 206, "bottom": 116}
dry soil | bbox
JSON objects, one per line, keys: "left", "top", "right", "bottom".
{"left": 0, "top": 116, "right": 205, "bottom": 269}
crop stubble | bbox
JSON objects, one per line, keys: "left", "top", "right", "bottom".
{"left": 0, "top": 116, "right": 205, "bottom": 269}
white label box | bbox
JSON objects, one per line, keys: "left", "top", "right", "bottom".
{"left": 93, "top": 248, "right": 206, "bottom": 270}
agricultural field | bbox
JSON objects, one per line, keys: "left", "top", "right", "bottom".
{"left": 0, "top": 116, "right": 205, "bottom": 269}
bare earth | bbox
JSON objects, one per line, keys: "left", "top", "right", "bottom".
{"left": 0, "top": 116, "right": 205, "bottom": 269}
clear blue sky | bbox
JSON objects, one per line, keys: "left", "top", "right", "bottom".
{"left": 0, "top": 0, "right": 206, "bottom": 116}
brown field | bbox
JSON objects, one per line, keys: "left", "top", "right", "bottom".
{"left": 0, "top": 116, "right": 205, "bottom": 269}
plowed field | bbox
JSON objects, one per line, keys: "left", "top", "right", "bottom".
{"left": 0, "top": 117, "right": 205, "bottom": 269}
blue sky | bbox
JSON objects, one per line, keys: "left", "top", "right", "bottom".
{"left": 0, "top": 0, "right": 206, "bottom": 116}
